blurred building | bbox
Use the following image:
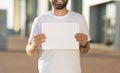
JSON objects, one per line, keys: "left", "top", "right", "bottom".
{"left": 0, "top": 0, "right": 120, "bottom": 49}
{"left": 0, "top": 0, "right": 14, "bottom": 49}
{"left": 9, "top": 0, "right": 82, "bottom": 37}
{"left": 83, "top": 0, "right": 120, "bottom": 49}
{"left": 0, "top": 0, "right": 82, "bottom": 49}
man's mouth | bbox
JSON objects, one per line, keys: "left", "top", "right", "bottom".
{"left": 55, "top": 0, "right": 63, "bottom": 3}
{"left": 57, "top": 0, "right": 62, "bottom": 2}
{"left": 53, "top": 0, "right": 68, "bottom": 10}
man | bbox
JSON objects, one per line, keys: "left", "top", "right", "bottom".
{"left": 26, "top": 0, "right": 91, "bottom": 73}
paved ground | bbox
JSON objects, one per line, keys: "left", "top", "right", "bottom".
{"left": 1, "top": 48, "right": 120, "bottom": 73}
{"left": 0, "top": 36, "right": 120, "bottom": 73}
{"left": 81, "top": 49, "right": 120, "bottom": 73}
{"left": 0, "top": 50, "right": 38, "bottom": 73}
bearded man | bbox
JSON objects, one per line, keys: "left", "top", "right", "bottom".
{"left": 26, "top": 0, "right": 91, "bottom": 73}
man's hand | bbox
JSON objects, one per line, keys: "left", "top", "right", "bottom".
{"left": 32, "top": 33, "right": 46, "bottom": 47}
{"left": 26, "top": 33, "right": 46, "bottom": 56}
{"left": 75, "top": 33, "right": 89, "bottom": 54}
{"left": 75, "top": 33, "right": 88, "bottom": 46}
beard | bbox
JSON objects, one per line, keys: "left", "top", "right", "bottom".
{"left": 52, "top": 0, "right": 68, "bottom": 10}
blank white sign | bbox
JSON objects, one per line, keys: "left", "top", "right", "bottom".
{"left": 41, "top": 23, "right": 79, "bottom": 50}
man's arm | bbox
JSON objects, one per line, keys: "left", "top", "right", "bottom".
{"left": 26, "top": 34, "right": 46, "bottom": 56}
{"left": 26, "top": 43, "right": 40, "bottom": 56}
{"left": 79, "top": 42, "right": 90, "bottom": 54}
{"left": 75, "top": 33, "right": 90, "bottom": 54}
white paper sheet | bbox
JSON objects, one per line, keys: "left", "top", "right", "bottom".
{"left": 41, "top": 23, "right": 79, "bottom": 50}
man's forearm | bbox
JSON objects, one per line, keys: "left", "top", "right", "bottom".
{"left": 26, "top": 43, "right": 39, "bottom": 56}
{"left": 79, "top": 42, "right": 90, "bottom": 54}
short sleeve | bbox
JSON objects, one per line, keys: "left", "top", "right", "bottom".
{"left": 28, "top": 17, "right": 41, "bottom": 43}
{"left": 80, "top": 16, "right": 91, "bottom": 41}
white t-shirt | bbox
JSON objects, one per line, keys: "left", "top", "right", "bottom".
{"left": 28, "top": 10, "right": 91, "bottom": 73}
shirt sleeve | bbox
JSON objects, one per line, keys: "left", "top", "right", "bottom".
{"left": 80, "top": 15, "right": 91, "bottom": 41}
{"left": 28, "top": 17, "right": 41, "bottom": 43}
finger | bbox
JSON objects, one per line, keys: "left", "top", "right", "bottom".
{"left": 34, "top": 37, "right": 40, "bottom": 42}
{"left": 81, "top": 41, "right": 87, "bottom": 46}
{"left": 41, "top": 39, "right": 45, "bottom": 43}
{"left": 39, "top": 34, "right": 46, "bottom": 39}
{"left": 80, "top": 34, "right": 88, "bottom": 39}
{"left": 81, "top": 37, "right": 87, "bottom": 42}
{"left": 76, "top": 38, "right": 81, "bottom": 42}
{"left": 75, "top": 33, "right": 79, "bottom": 37}
{"left": 33, "top": 39, "right": 39, "bottom": 44}
{"left": 79, "top": 39, "right": 87, "bottom": 46}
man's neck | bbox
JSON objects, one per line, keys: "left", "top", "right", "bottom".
{"left": 52, "top": 7, "right": 68, "bottom": 16}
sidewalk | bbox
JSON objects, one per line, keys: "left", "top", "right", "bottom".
{"left": 81, "top": 48, "right": 120, "bottom": 73}
{"left": 0, "top": 36, "right": 120, "bottom": 73}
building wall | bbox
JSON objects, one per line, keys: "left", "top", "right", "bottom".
{"left": 90, "top": 4, "right": 106, "bottom": 43}
{"left": 14, "top": 0, "right": 20, "bottom": 32}
{"left": 0, "top": 0, "right": 14, "bottom": 49}
{"left": 83, "top": 0, "right": 113, "bottom": 28}
{"left": 0, "top": 0, "right": 14, "bottom": 30}
{"left": 114, "top": 1, "right": 120, "bottom": 49}
{"left": 83, "top": 0, "right": 120, "bottom": 49}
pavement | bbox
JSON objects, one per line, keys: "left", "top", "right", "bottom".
{"left": 0, "top": 36, "right": 120, "bottom": 73}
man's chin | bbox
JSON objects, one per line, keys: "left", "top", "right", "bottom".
{"left": 55, "top": 7, "right": 65, "bottom": 10}
{"left": 54, "top": 4, "right": 66, "bottom": 10}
